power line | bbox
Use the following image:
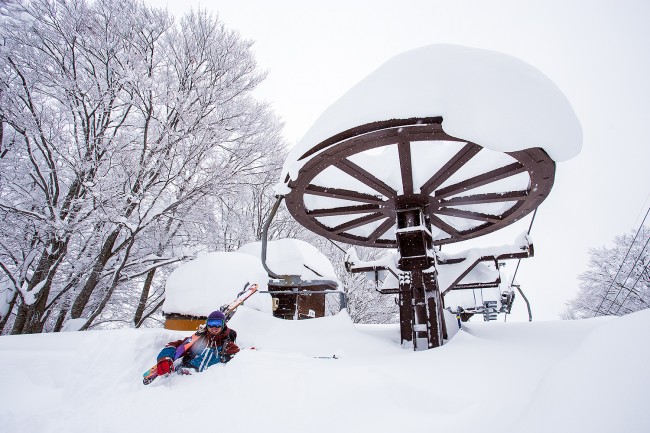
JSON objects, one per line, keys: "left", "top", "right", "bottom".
{"left": 606, "top": 232, "right": 650, "bottom": 313}
{"left": 594, "top": 207, "right": 650, "bottom": 316}
{"left": 632, "top": 188, "right": 650, "bottom": 229}
{"left": 614, "top": 260, "right": 650, "bottom": 316}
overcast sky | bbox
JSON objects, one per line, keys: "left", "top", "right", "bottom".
{"left": 148, "top": 0, "right": 650, "bottom": 321}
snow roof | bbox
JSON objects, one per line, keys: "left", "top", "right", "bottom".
{"left": 163, "top": 240, "right": 340, "bottom": 316}
{"left": 278, "top": 44, "right": 582, "bottom": 191}
{"left": 237, "top": 238, "right": 339, "bottom": 283}
{"left": 162, "top": 252, "right": 272, "bottom": 317}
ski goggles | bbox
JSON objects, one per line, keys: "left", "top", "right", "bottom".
{"left": 206, "top": 318, "right": 224, "bottom": 328}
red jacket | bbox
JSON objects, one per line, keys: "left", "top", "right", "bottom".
{"left": 162, "top": 325, "right": 240, "bottom": 364}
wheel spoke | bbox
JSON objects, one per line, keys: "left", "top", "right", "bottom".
{"left": 435, "top": 207, "right": 502, "bottom": 223}
{"left": 338, "top": 159, "right": 397, "bottom": 198}
{"left": 440, "top": 190, "right": 528, "bottom": 205}
{"left": 284, "top": 120, "right": 555, "bottom": 248}
{"left": 305, "top": 184, "right": 384, "bottom": 204}
{"left": 435, "top": 162, "right": 526, "bottom": 199}
{"left": 398, "top": 140, "right": 414, "bottom": 195}
{"left": 368, "top": 218, "right": 395, "bottom": 243}
{"left": 429, "top": 214, "right": 460, "bottom": 238}
{"left": 331, "top": 212, "right": 387, "bottom": 234}
{"left": 420, "top": 143, "right": 481, "bottom": 195}
{"left": 307, "top": 204, "right": 383, "bottom": 217}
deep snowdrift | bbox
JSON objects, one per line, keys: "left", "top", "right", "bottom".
{"left": 1, "top": 309, "right": 649, "bottom": 433}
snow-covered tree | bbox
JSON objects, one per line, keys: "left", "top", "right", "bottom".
{"left": 0, "top": 0, "right": 286, "bottom": 333}
{"left": 562, "top": 225, "right": 650, "bottom": 319}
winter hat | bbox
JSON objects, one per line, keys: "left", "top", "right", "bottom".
{"left": 208, "top": 310, "right": 226, "bottom": 321}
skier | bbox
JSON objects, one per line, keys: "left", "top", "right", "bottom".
{"left": 155, "top": 310, "right": 240, "bottom": 376}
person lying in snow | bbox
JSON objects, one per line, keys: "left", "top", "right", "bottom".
{"left": 156, "top": 310, "right": 240, "bottom": 375}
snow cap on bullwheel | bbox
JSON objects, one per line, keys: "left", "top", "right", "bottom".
{"left": 277, "top": 44, "right": 582, "bottom": 248}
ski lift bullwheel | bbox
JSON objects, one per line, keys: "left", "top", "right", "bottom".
{"left": 283, "top": 117, "right": 555, "bottom": 350}
{"left": 284, "top": 117, "right": 555, "bottom": 248}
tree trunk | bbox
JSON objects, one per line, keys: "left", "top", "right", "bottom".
{"left": 53, "top": 308, "right": 67, "bottom": 332}
{"left": 11, "top": 239, "right": 66, "bottom": 334}
{"left": 70, "top": 229, "right": 121, "bottom": 319}
{"left": 80, "top": 236, "right": 136, "bottom": 330}
{"left": 135, "top": 299, "right": 164, "bottom": 328}
{"left": 133, "top": 268, "right": 156, "bottom": 326}
{"left": 0, "top": 291, "right": 19, "bottom": 334}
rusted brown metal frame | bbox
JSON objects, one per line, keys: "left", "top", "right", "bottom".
{"left": 398, "top": 278, "right": 414, "bottom": 344}
{"left": 420, "top": 143, "right": 482, "bottom": 195}
{"left": 296, "top": 117, "right": 444, "bottom": 161}
{"left": 331, "top": 212, "right": 387, "bottom": 234}
{"left": 434, "top": 162, "right": 526, "bottom": 198}
{"left": 441, "top": 190, "right": 529, "bottom": 205}
{"left": 284, "top": 118, "right": 553, "bottom": 350}
{"left": 347, "top": 248, "right": 529, "bottom": 294}
{"left": 368, "top": 218, "right": 395, "bottom": 243}
{"left": 452, "top": 281, "right": 501, "bottom": 290}
{"left": 304, "top": 185, "right": 384, "bottom": 204}
{"left": 438, "top": 249, "right": 532, "bottom": 295}
{"left": 306, "top": 203, "right": 382, "bottom": 217}
{"left": 337, "top": 159, "right": 398, "bottom": 199}
{"left": 285, "top": 119, "right": 555, "bottom": 248}
{"left": 398, "top": 140, "right": 414, "bottom": 196}
{"left": 434, "top": 208, "right": 502, "bottom": 224}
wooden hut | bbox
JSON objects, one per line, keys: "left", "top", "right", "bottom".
{"left": 161, "top": 252, "right": 271, "bottom": 331}
{"left": 237, "top": 239, "right": 341, "bottom": 320}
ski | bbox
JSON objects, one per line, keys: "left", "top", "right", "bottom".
{"left": 143, "top": 362, "right": 193, "bottom": 385}
{"left": 143, "top": 283, "right": 259, "bottom": 385}
{"left": 220, "top": 283, "right": 259, "bottom": 321}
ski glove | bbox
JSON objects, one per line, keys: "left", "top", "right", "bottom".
{"left": 157, "top": 357, "right": 174, "bottom": 375}
{"left": 224, "top": 341, "right": 240, "bottom": 355}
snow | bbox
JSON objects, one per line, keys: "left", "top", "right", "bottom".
{"left": 1, "top": 307, "right": 648, "bottom": 433}
{"left": 163, "top": 240, "right": 342, "bottom": 317}
{"left": 60, "top": 318, "right": 88, "bottom": 332}
{"left": 18, "top": 280, "right": 44, "bottom": 306}
{"left": 278, "top": 44, "right": 582, "bottom": 191}
{"left": 435, "top": 233, "right": 531, "bottom": 292}
{"left": 345, "top": 233, "right": 531, "bottom": 295}
{"left": 162, "top": 252, "right": 272, "bottom": 317}
{"left": 0, "top": 280, "right": 15, "bottom": 318}
{"left": 236, "top": 238, "right": 339, "bottom": 282}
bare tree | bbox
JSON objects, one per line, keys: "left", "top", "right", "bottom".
{"left": 0, "top": 0, "right": 286, "bottom": 333}
{"left": 562, "top": 225, "right": 650, "bottom": 319}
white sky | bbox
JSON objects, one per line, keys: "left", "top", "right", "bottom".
{"left": 147, "top": 0, "right": 650, "bottom": 321}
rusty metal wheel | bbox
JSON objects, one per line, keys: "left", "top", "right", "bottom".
{"left": 284, "top": 117, "right": 555, "bottom": 248}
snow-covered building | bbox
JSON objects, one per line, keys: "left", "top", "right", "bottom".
{"left": 161, "top": 239, "right": 341, "bottom": 329}
{"left": 161, "top": 252, "right": 272, "bottom": 330}
{"left": 237, "top": 239, "right": 342, "bottom": 320}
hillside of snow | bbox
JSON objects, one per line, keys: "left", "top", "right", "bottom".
{"left": 1, "top": 308, "right": 649, "bottom": 433}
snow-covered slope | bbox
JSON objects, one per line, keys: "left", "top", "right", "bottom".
{"left": 1, "top": 309, "right": 649, "bottom": 433}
